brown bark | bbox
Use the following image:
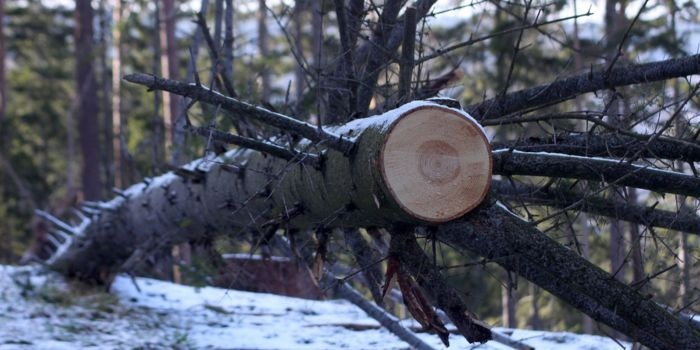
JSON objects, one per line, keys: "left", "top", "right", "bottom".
{"left": 257, "top": 0, "right": 270, "bottom": 98}
{"left": 390, "top": 231, "right": 492, "bottom": 344}
{"left": 76, "top": 0, "right": 102, "bottom": 200}
{"left": 111, "top": 0, "right": 123, "bottom": 188}
{"left": 501, "top": 271, "right": 517, "bottom": 328}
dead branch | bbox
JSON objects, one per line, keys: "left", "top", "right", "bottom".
{"left": 493, "top": 132, "right": 700, "bottom": 162}
{"left": 466, "top": 55, "right": 700, "bottom": 120}
{"left": 123, "top": 73, "right": 356, "bottom": 154}
{"left": 493, "top": 150, "right": 700, "bottom": 198}
{"left": 492, "top": 180, "right": 700, "bottom": 234}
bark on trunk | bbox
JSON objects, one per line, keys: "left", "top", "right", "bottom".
{"left": 436, "top": 203, "right": 700, "bottom": 350}
{"left": 47, "top": 101, "right": 491, "bottom": 283}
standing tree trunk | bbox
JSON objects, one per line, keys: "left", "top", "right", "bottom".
{"left": 75, "top": 0, "right": 102, "bottom": 200}
{"left": 111, "top": 0, "right": 124, "bottom": 188}
{"left": 604, "top": 0, "right": 628, "bottom": 283}
{"left": 0, "top": 0, "right": 5, "bottom": 124}
{"left": 159, "top": 0, "right": 179, "bottom": 160}
{"left": 99, "top": 0, "right": 114, "bottom": 192}
{"left": 501, "top": 271, "right": 517, "bottom": 328}
{"left": 257, "top": 0, "right": 270, "bottom": 98}
{"left": 222, "top": 0, "right": 234, "bottom": 87}
{"left": 667, "top": 0, "right": 692, "bottom": 308}
{"left": 311, "top": 0, "right": 324, "bottom": 118}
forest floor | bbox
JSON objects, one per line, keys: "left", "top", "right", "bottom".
{"left": 0, "top": 265, "right": 631, "bottom": 349}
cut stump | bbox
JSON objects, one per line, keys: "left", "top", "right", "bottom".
{"left": 380, "top": 106, "right": 492, "bottom": 222}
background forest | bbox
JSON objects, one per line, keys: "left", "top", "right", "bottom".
{"left": 0, "top": 0, "right": 699, "bottom": 340}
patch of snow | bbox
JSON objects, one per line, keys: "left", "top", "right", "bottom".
{"left": 221, "top": 253, "right": 291, "bottom": 262}
{"left": 0, "top": 264, "right": 632, "bottom": 349}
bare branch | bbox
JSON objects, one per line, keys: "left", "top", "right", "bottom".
{"left": 398, "top": 7, "right": 417, "bottom": 103}
{"left": 467, "top": 55, "right": 700, "bottom": 120}
{"left": 492, "top": 180, "right": 700, "bottom": 234}
{"left": 195, "top": 12, "right": 237, "bottom": 97}
{"left": 416, "top": 11, "right": 591, "bottom": 65}
{"left": 342, "top": 228, "right": 384, "bottom": 304}
{"left": 355, "top": 0, "right": 404, "bottom": 116}
{"left": 123, "top": 73, "right": 356, "bottom": 154}
{"left": 189, "top": 125, "right": 319, "bottom": 166}
{"left": 493, "top": 150, "right": 700, "bottom": 198}
{"left": 322, "top": 270, "right": 437, "bottom": 350}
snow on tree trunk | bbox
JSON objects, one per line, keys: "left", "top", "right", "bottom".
{"left": 47, "top": 101, "right": 491, "bottom": 283}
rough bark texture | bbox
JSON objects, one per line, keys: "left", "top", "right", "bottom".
{"left": 322, "top": 271, "right": 435, "bottom": 350}
{"left": 47, "top": 102, "right": 489, "bottom": 283}
{"left": 437, "top": 203, "right": 700, "bottom": 350}
{"left": 75, "top": 0, "right": 102, "bottom": 200}
{"left": 493, "top": 133, "right": 700, "bottom": 162}
{"left": 493, "top": 150, "right": 700, "bottom": 198}
{"left": 466, "top": 54, "right": 700, "bottom": 120}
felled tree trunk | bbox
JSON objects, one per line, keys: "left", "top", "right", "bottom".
{"left": 46, "top": 100, "right": 492, "bottom": 283}
{"left": 41, "top": 74, "right": 700, "bottom": 348}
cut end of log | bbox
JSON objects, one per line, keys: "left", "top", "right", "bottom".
{"left": 381, "top": 105, "right": 492, "bottom": 222}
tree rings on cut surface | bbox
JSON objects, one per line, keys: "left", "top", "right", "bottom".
{"left": 380, "top": 105, "right": 492, "bottom": 222}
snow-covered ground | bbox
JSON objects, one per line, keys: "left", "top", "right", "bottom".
{"left": 0, "top": 265, "right": 630, "bottom": 349}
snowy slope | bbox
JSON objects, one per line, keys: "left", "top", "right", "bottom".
{"left": 0, "top": 265, "right": 630, "bottom": 349}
